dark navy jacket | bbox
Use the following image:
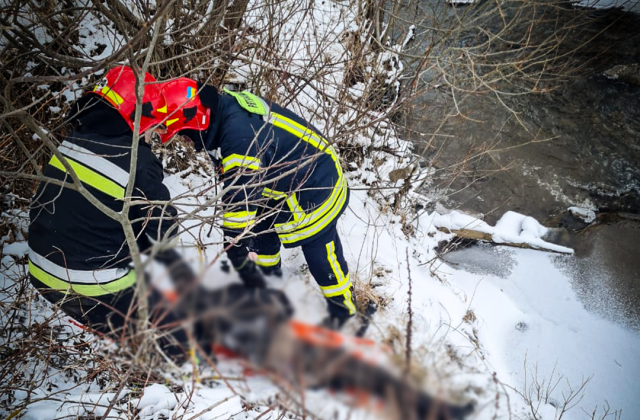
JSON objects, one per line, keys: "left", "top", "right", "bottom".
{"left": 193, "top": 90, "right": 349, "bottom": 247}
{"left": 28, "top": 103, "right": 177, "bottom": 296}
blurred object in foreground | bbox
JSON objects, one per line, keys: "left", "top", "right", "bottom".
{"left": 196, "top": 284, "right": 474, "bottom": 420}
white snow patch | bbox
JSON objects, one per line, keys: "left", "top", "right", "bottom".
{"left": 31, "top": 127, "right": 49, "bottom": 140}
{"left": 1, "top": 241, "right": 28, "bottom": 258}
{"left": 76, "top": 12, "right": 124, "bottom": 61}
{"left": 402, "top": 25, "right": 416, "bottom": 48}
{"left": 137, "top": 384, "right": 178, "bottom": 417}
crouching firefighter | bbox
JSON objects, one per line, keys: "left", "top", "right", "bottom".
{"left": 156, "top": 78, "right": 357, "bottom": 329}
{"left": 28, "top": 66, "right": 198, "bottom": 357}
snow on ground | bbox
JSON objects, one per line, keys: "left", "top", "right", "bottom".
{"left": 438, "top": 246, "right": 640, "bottom": 419}
{"left": 2, "top": 0, "right": 640, "bottom": 419}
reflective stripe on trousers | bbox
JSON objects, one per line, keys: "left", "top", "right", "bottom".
{"left": 244, "top": 206, "right": 355, "bottom": 318}
{"left": 323, "top": 240, "right": 356, "bottom": 315}
{"left": 300, "top": 225, "right": 356, "bottom": 318}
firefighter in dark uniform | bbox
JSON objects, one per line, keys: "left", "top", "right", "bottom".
{"left": 28, "top": 66, "right": 196, "bottom": 355}
{"left": 156, "top": 79, "right": 356, "bottom": 328}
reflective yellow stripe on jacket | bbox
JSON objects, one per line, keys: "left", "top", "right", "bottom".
{"left": 50, "top": 155, "right": 125, "bottom": 199}
{"left": 48, "top": 141, "right": 129, "bottom": 199}
{"left": 222, "top": 210, "right": 257, "bottom": 229}
{"left": 222, "top": 154, "right": 261, "bottom": 172}
{"left": 224, "top": 91, "right": 348, "bottom": 244}
{"left": 286, "top": 193, "right": 305, "bottom": 222}
{"left": 265, "top": 112, "right": 346, "bottom": 244}
{"left": 262, "top": 188, "right": 287, "bottom": 200}
{"left": 221, "top": 152, "right": 260, "bottom": 229}
{"left": 28, "top": 249, "right": 135, "bottom": 297}
{"left": 262, "top": 177, "right": 347, "bottom": 244}
{"left": 29, "top": 262, "right": 135, "bottom": 296}
{"left": 256, "top": 252, "right": 281, "bottom": 267}
{"left": 276, "top": 176, "right": 348, "bottom": 244}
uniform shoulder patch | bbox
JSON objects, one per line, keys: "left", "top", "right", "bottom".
{"left": 223, "top": 89, "right": 269, "bottom": 116}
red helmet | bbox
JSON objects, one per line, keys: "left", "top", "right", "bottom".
{"left": 89, "top": 65, "right": 164, "bottom": 134}
{"left": 157, "top": 78, "right": 211, "bottom": 143}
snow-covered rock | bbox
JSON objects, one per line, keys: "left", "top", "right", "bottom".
{"left": 568, "top": 206, "right": 597, "bottom": 223}
{"left": 433, "top": 210, "right": 574, "bottom": 254}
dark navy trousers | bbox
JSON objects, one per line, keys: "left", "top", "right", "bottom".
{"left": 248, "top": 210, "right": 356, "bottom": 320}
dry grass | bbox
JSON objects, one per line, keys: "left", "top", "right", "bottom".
{"left": 352, "top": 273, "right": 389, "bottom": 314}
{"left": 462, "top": 310, "right": 477, "bottom": 324}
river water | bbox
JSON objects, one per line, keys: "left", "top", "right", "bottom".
{"left": 401, "top": 2, "right": 640, "bottom": 329}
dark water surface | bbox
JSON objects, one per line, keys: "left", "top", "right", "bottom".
{"left": 405, "top": 2, "right": 640, "bottom": 329}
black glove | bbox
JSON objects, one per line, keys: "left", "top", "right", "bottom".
{"left": 224, "top": 236, "right": 265, "bottom": 288}
{"left": 236, "top": 260, "right": 267, "bottom": 288}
